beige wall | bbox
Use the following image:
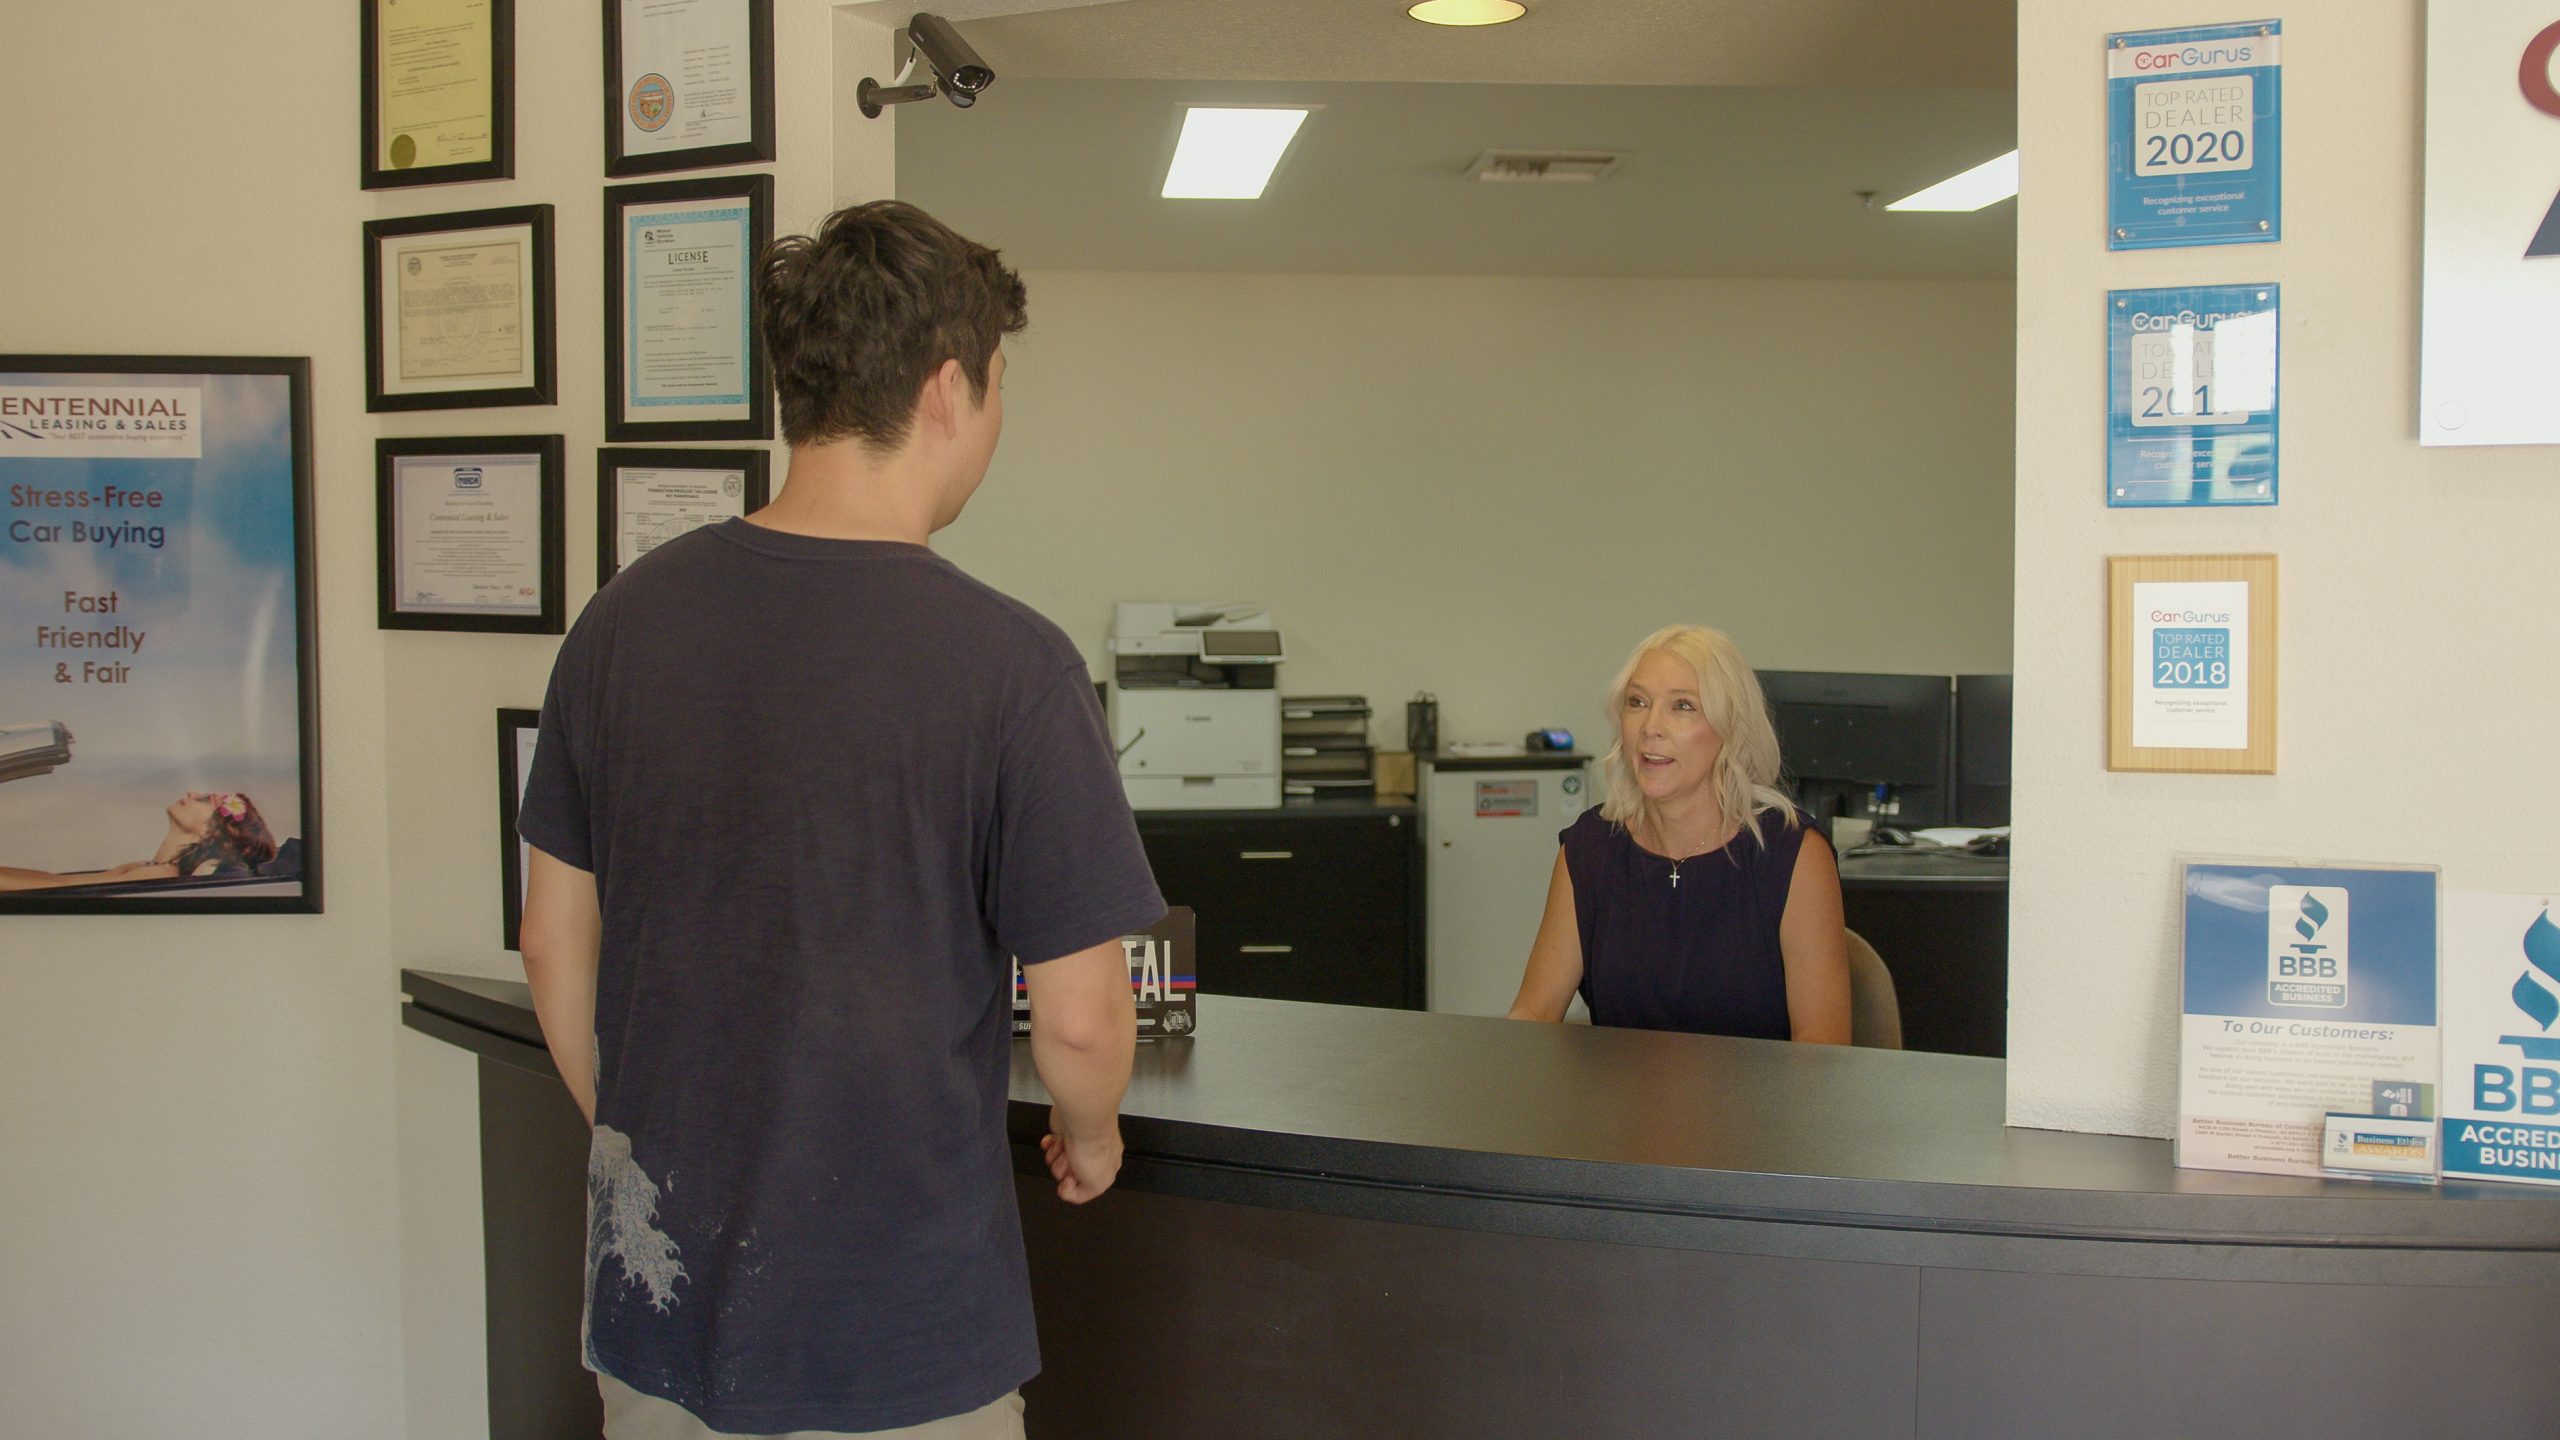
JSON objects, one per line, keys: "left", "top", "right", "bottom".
{"left": 2008, "top": 0, "right": 2556, "bottom": 1134}
{"left": 939, "top": 271, "right": 2018, "bottom": 748}
{"left": 0, "top": 4, "right": 886, "bottom": 1437}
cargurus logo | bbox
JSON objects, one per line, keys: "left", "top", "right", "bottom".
{"left": 2267, "top": 885, "right": 2349, "bottom": 1009}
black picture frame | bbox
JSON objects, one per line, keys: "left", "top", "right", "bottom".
{"left": 605, "top": 173, "right": 775, "bottom": 442}
{"left": 603, "top": 0, "right": 777, "bottom": 177}
{"left": 360, "top": 0, "right": 516, "bottom": 190}
{"left": 595, "top": 446, "right": 771, "bottom": 584}
{"left": 496, "top": 706, "right": 540, "bottom": 951}
{"left": 376, "top": 434, "right": 567, "bottom": 634}
{"left": 0, "top": 355, "right": 323, "bottom": 916}
{"left": 363, "top": 204, "right": 558, "bottom": 413}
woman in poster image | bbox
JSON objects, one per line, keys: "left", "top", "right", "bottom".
{"left": 1508, "top": 625, "right": 1852, "bottom": 1043}
{"left": 0, "top": 790, "right": 279, "bottom": 891}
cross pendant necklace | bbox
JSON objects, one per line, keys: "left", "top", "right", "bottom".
{"left": 1670, "top": 862, "right": 1681, "bottom": 889}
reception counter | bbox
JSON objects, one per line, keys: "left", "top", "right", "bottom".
{"left": 402, "top": 970, "right": 2560, "bottom": 1440}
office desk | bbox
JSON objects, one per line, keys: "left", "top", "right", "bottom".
{"left": 1837, "top": 848, "right": 2008, "bottom": 1057}
{"left": 402, "top": 973, "right": 2558, "bottom": 1440}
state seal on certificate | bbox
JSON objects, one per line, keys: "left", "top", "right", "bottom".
{"left": 605, "top": 0, "right": 774, "bottom": 177}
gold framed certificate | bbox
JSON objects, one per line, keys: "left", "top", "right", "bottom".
{"left": 605, "top": 174, "right": 773, "bottom": 441}
{"left": 361, "top": 0, "right": 514, "bottom": 188}
{"left": 2107, "top": 553, "right": 2277, "bottom": 774}
{"left": 364, "top": 205, "right": 557, "bottom": 412}
{"left": 605, "top": 0, "right": 775, "bottom": 177}
{"left": 375, "top": 435, "right": 565, "bottom": 634}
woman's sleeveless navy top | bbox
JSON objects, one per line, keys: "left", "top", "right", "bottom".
{"left": 1561, "top": 804, "right": 1818, "bottom": 1039}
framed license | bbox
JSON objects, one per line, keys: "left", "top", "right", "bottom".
{"left": 597, "top": 446, "right": 770, "bottom": 583}
{"left": 2107, "top": 554, "right": 2276, "bottom": 774}
{"left": 361, "top": 0, "right": 515, "bottom": 189}
{"left": 605, "top": 0, "right": 776, "bottom": 177}
{"left": 2106, "top": 285, "right": 2278, "bottom": 507}
{"left": 376, "top": 435, "right": 565, "bottom": 634}
{"left": 497, "top": 705, "right": 539, "bottom": 950}
{"left": 0, "top": 355, "right": 322, "bottom": 914}
{"left": 606, "top": 174, "right": 774, "bottom": 442}
{"left": 365, "top": 205, "right": 557, "bottom": 412}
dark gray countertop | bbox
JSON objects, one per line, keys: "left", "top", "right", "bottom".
{"left": 403, "top": 972, "right": 2559, "bottom": 1257}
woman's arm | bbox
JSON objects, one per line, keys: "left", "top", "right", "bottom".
{"left": 1507, "top": 847, "right": 1585, "bottom": 1022}
{"left": 0, "top": 861, "right": 177, "bottom": 891}
{"left": 1779, "top": 831, "right": 1853, "bottom": 1044}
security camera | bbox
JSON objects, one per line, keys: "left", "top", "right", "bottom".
{"left": 857, "top": 12, "right": 995, "bottom": 119}
{"left": 909, "top": 14, "right": 993, "bottom": 102}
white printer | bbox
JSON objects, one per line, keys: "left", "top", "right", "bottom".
{"left": 1107, "top": 602, "right": 1284, "bottom": 810}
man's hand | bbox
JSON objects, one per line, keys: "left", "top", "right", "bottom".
{"left": 1039, "top": 1108, "right": 1123, "bottom": 1203}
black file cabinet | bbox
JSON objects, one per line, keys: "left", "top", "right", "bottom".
{"left": 1135, "top": 803, "right": 1425, "bottom": 1010}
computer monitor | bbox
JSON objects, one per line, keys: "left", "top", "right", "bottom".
{"left": 1755, "top": 671, "right": 1952, "bottom": 828}
{"left": 1952, "top": 674, "right": 2012, "bottom": 828}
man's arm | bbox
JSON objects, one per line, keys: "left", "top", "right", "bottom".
{"left": 1023, "top": 938, "right": 1137, "bottom": 1203}
{"left": 519, "top": 847, "right": 602, "bottom": 1124}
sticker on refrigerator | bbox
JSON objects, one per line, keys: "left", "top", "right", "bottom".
{"left": 1475, "top": 780, "right": 1538, "bottom": 818}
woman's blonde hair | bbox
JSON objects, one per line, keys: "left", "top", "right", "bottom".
{"left": 1597, "top": 624, "right": 1798, "bottom": 846}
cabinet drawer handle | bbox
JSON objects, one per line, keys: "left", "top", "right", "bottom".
{"left": 1238, "top": 850, "right": 1294, "bottom": 861}
{"left": 1238, "top": 944, "right": 1295, "bottom": 955}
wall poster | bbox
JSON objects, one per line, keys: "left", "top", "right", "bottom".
{"left": 2179, "top": 860, "right": 2442, "bottom": 1180}
{"left": 0, "top": 356, "right": 320, "bottom": 913}
{"left": 2419, "top": 2, "right": 2560, "bottom": 445}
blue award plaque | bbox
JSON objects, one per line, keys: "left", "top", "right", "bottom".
{"left": 2107, "top": 21, "right": 2282, "bottom": 250}
{"left": 2106, "top": 284, "right": 2279, "bottom": 508}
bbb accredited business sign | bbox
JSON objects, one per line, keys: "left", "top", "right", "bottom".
{"left": 2420, "top": 3, "right": 2560, "bottom": 446}
{"left": 2442, "top": 894, "right": 2560, "bottom": 1186}
{"left": 2108, "top": 21, "right": 2282, "bottom": 250}
{"left": 2178, "top": 862, "right": 2441, "bottom": 1180}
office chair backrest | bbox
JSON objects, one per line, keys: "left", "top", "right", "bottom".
{"left": 1845, "top": 929, "right": 1903, "bottom": 1050}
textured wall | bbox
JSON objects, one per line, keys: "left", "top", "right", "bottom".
{"left": 2008, "top": 0, "right": 2559, "bottom": 1135}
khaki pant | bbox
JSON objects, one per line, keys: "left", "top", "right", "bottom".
{"left": 599, "top": 1375, "right": 1026, "bottom": 1440}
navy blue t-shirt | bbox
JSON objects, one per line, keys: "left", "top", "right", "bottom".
{"left": 1561, "top": 806, "right": 1817, "bottom": 1039}
{"left": 517, "top": 519, "right": 1164, "bottom": 1434}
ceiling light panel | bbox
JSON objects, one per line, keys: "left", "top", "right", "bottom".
{"left": 1408, "top": 0, "right": 1527, "bottom": 25}
{"left": 1886, "top": 149, "right": 2020, "bottom": 212}
{"left": 1162, "top": 107, "right": 1311, "bottom": 200}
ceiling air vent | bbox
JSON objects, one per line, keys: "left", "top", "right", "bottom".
{"left": 1465, "top": 149, "right": 1626, "bottom": 183}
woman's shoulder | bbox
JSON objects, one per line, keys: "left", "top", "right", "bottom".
{"left": 1560, "top": 806, "right": 1618, "bottom": 853}
{"left": 1752, "top": 802, "right": 1821, "bottom": 855}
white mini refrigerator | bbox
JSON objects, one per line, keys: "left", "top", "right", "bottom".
{"left": 1421, "top": 753, "right": 1592, "bottom": 1016}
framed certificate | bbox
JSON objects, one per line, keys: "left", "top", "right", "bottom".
{"left": 606, "top": 174, "right": 774, "bottom": 441}
{"left": 2107, "top": 553, "right": 2276, "bottom": 774}
{"left": 596, "top": 446, "right": 770, "bottom": 583}
{"left": 361, "top": 0, "right": 515, "bottom": 189}
{"left": 605, "top": 0, "right": 776, "bottom": 177}
{"left": 364, "top": 206, "right": 557, "bottom": 412}
{"left": 496, "top": 706, "right": 540, "bottom": 950}
{"left": 2106, "top": 285, "right": 2278, "bottom": 508}
{"left": 376, "top": 435, "right": 566, "bottom": 634}
{"left": 0, "top": 355, "right": 323, "bottom": 916}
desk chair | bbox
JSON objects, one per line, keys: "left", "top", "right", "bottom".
{"left": 1845, "top": 929, "right": 1903, "bottom": 1050}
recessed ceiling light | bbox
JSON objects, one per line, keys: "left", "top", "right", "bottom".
{"left": 1408, "top": 0, "right": 1527, "bottom": 26}
{"left": 1885, "top": 150, "right": 2020, "bottom": 212}
{"left": 1162, "top": 107, "right": 1310, "bottom": 200}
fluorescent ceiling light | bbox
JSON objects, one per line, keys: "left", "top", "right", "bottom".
{"left": 1162, "top": 108, "right": 1310, "bottom": 200}
{"left": 1885, "top": 150, "right": 2020, "bottom": 212}
{"left": 1408, "top": 0, "right": 1527, "bottom": 24}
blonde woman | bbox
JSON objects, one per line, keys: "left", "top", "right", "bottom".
{"left": 1508, "top": 626, "right": 1851, "bottom": 1043}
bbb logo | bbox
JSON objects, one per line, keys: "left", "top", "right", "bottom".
{"left": 2473, "top": 909, "right": 2560, "bottom": 1113}
{"left": 453, "top": 466, "right": 484, "bottom": 491}
{"left": 2266, "top": 886, "right": 2350, "bottom": 1009}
